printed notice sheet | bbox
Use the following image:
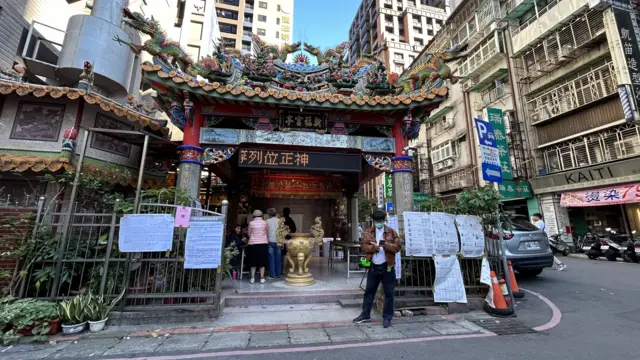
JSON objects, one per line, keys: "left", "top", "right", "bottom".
{"left": 386, "top": 215, "right": 402, "bottom": 279}
{"left": 456, "top": 215, "right": 485, "bottom": 258}
{"left": 433, "top": 255, "right": 467, "bottom": 303}
{"left": 480, "top": 257, "right": 492, "bottom": 286}
{"left": 431, "top": 212, "right": 459, "bottom": 255}
{"left": 184, "top": 216, "right": 225, "bottom": 269}
{"left": 119, "top": 214, "right": 174, "bottom": 252}
{"left": 403, "top": 212, "right": 433, "bottom": 257}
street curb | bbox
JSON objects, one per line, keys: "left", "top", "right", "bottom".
{"left": 42, "top": 312, "right": 489, "bottom": 343}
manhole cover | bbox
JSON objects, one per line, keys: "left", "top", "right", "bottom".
{"left": 470, "top": 318, "right": 537, "bottom": 336}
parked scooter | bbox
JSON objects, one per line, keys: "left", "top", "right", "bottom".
{"left": 549, "top": 233, "right": 570, "bottom": 256}
{"left": 621, "top": 238, "right": 640, "bottom": 263}
{"left": 587, "top": 240, "right": 606, "bottom": 260}
{"left": 591, "top": 234, "right": 634, "bottom": 261}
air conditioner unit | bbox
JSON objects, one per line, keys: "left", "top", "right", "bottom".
{"left": 443, "top": 116, "right": 454, "bottom": 130}
{"left": 435, "top": 162, "right": 444, "bottom": 170}
{"left": 530, "top": 112, "right": 541, "bottom": 123}
{"left": 560, "top": 44, "right": 574, "bottom": 56}
{"left": 443, "top": 159, "right": 454, "bottom": 167}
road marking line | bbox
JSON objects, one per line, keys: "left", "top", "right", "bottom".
{"left": 521, "top": 287, "right": 562, "bottom": 331}
{"left": 106, "top": 333, "right": 496, "bottom": 359}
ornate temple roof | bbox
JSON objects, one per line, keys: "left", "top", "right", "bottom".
{"left": 0, "top": 79, "right": 170, "bottom": 135}
{"left": 114, "top": 7, "right": 468, "bottom": 122}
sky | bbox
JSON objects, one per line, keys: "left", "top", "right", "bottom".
{"left": 292, "top": 0, "right": 361, "bottom": 49}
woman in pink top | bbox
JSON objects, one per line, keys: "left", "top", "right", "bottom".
{"left": 247, "top": 209, "right": 269, "bottom": 283}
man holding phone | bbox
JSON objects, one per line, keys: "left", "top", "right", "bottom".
{"left": 353, "top": 210, "right": 402, "bottom": 328}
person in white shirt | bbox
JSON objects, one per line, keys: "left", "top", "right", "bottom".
{"left": 266, "top": 208, "right": 282, "bottom": 279}
{"left": 353, "top": 211, "right": 402, "bottom": 328}
{"left": 532, "top": 213, "right": 566, "bottom": 271}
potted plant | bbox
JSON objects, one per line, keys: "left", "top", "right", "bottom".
{"left": 84, "top": 290, "right": 125, "bottom": 332}
{"left": 0, "top": 298, "right": 60, "bottom": 345}
{"left": 58, "top": 294, "right": 89, "bottom": 334}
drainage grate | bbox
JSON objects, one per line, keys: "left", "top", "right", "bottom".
{"left": 470, "top": 318, "right": 537, "bottom": 336}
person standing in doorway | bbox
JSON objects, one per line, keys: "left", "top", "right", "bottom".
{"left": 532, "top": 213, "right": 566, "bottom": 271}
{"left": 266, "top": 208, "right": 282, "bottom": 279}
{"left": 247, "top": 210, "right": 270, "bottom": 283}
{"left": 281, "top": 207, "right": 296, "bottom": 274}
{"left": 353, "top": 210, "right": 402, "bottom": 328}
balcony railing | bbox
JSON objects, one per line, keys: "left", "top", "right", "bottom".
{"left": 536, "top": 124, "right": 640, "bottom": 175}
{"left": 502, "top": 0, "right": 535, "bottom": 20}
{"left": 511, "top": 0, "right": 563, "bottom": 37}
{"left": 477, "top": 0, "right": 502, "bottom": 29}
{"left": 433, "top": 167, "right": 474, "bottom": 194}
{"left": 481, "top": 84, "right": 510, "bottom": 107}
{"left": 526, "top": 61, "right": 616, "bottom": 126}
{"left": 517, "top": 8, "right": 605, "bottom": 83}
{"left": 459, "top": 32, "right": 503, "bottom": 78}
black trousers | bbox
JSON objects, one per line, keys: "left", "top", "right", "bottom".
{"left": 361, "top": 263, "right": 396, "bottom": 321}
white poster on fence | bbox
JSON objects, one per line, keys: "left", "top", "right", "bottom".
{"left": 403, "top": 212, "right": 433, "bottom": 257}
{"left": 480, "top": 257, "right": 492, "bottom": 286}
{"left": 433, "top": 255, "right": 467, "bottom": 303}
{"left": 119, "top": 214, "right": 174, "bottom": 252}
{"left": 386, "top": 215, "right": 402, "bottom": 280}
{"left": 184, "top": 216, "right": 225, "bottom": 269}
{"left": 456, "top": 215, "right": 485, "bottom": 258}
{"left": 431, "top": 212, "right": 459, "bottom": 255}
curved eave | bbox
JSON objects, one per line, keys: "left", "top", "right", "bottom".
{"left": 142, "top": 66, "right": 448, "bottom": 112}
{"left": 0, "top": 80, "right": 170, "bottom": 136}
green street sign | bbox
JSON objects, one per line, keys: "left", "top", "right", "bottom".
{"left": 385, "top": 173, "right": 393, "bottom": 198}
{"left": 487, "top": 108, "right": 513, "bottom": 180}
{"left": 413, "top": 193, "right": 429, "bottom": 202}
{"left": 498, "top": 181, "right": 532, "bottom": 200}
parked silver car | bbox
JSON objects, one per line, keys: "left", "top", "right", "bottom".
{"left": 488, "top": 216, "right": 553, "bottom": 277}
{"left": 506, "top": 216, "right": 553, "bottom": 276}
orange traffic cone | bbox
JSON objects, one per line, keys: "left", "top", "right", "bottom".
{"left": 483, "top": 271, "right": 513, "bottom": 317}
{"left": 507, "top": 260, "right": 525, "bottom": 298}
{"left": 499, "top": 279, "right": 512, "bottom": 307}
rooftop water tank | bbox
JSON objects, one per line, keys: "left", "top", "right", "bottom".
{"left": 57, "top": 0, "right": 135, "bottom": 98}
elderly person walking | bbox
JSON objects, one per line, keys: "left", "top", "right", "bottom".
{"left": 247, "top": 209, "right": 270, "bottom": 284}
{"left": 266, "top": 208, "right": 282, "bottom": 279}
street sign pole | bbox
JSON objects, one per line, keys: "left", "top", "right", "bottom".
{"left": 475, "top": 117, "right": 516, "bottom": 315}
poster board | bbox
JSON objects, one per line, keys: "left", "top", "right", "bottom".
{"left": 184, "top": 216, "right": 225, "bottom": 269}
{"left": 402, "top": 212, "right": 433, "bottom": 257}
{"left": 119, "top": 214, "right": 174, "bottom": 252}
{"left": 456, "top": 215, "right": 485, "bottom": 258}
{"left": 434, "top": 255, "right": 467, "bottom": 303}
{"left": 431, "top": 212, "right": 459, "bottom": 256}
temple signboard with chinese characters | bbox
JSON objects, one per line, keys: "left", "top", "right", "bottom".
{"left": 560, "top": 182, "right": 640, "bottom": 207}
{"left": 278, "top": 110, "right": 327, "bottom": 132}
{"left": 238, "top": 149, "right": 362, "bottom": 172}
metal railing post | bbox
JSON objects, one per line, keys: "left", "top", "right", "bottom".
{"left": 50, "top": 128, "right": 90, "bottom": 298}
{"left": 214, "top": 200, "right": 229, "bottom": 295}
{"left": 496, "top": 209, "right": 516, "bottom": 315}
{"left": 99, "top": 199, "right": 120, "bottom": 295}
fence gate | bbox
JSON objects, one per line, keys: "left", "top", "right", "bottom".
{"left": 21, "top": 199, "right": 228, "bottom": 318}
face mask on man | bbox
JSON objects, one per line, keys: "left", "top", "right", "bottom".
{"left": 374, "top": 222, "right": 384, "bottom": 229}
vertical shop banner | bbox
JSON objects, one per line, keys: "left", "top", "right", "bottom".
{"left": 486, "top": 108, "right": 513, "bottom": 180}
{"left": 385, "top": 173, "right": 393, "bottom": 199}
{"left": 613, "top": 8, "right": 640, "bottom": 119}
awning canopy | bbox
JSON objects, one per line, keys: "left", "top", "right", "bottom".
{"left": 560, "top": 182, "right": 640, "bottom": 207}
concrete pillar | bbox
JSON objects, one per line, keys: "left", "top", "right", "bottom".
{"left": 177, "top": 101, "right": 204, "bottom": 203}
{"left": 391, "top": 119, "right": 414, "bottom": 214}
{"left": 350, "top": 196, "right": 359, "bottom": 242}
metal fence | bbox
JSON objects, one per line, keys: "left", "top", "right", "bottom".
{"left": 20, "top": 198, "right": 228, "bottom": 313}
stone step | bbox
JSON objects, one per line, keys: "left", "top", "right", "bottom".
{"left": 223, "top": 290, "right": 362, "bottom": 307}
{"left": 338, "top": 298, "right": 363, "bottom": 308}
{"left": 217, "top": 303, "right": 361, "bottom": 326}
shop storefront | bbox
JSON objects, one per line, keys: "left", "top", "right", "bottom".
{"left": 530, "top": 157, "right": 640, "bottom": 236}
{"left": 499, "top": 180, "right": 533, "bottom": 218}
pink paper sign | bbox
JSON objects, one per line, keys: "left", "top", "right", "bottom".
{"left": 174, "top": 206, "right": 191, "bottom": 227}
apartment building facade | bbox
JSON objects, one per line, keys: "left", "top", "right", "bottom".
{"left": 350, "top": 0, "right": 449, "bottom": 205}
{"left": 408, "top": 0, "right": 640, "bottom": 236}
{"left": 216, "top": 0, "right": 294, "bottom": 54}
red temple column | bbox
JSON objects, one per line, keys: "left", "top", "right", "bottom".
{"left": 391, "top": 116, "right": 414, "bottom": 214}
{"left": 177, "top": 95, "right": 204, "bottom": 203}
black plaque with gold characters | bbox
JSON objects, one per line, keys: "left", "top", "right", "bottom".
{"left": 278, "top": 110, "right": 327, "bottom": 132}
{"left": 238, "top": 148, "right": 361, "bottom": 172}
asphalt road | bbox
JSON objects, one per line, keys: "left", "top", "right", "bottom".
{"left": 160, "top": 256, "right": 640, "bottom": 360}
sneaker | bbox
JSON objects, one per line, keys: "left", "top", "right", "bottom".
{"left": 250, "top": 278, "right": 255, "bottom": 284}
{"left": 383, "top": 319, "right": 391, "bottom": 328}
{"left": 267, "top": 276, "right": 275, "bottom": 280}
{"left": 557, "top": 264, "right": 566, "bottom": 271}
{"left": 260, "top": 278, "right": 266, "bottom": 284}
{"left": 352, "top": 315, "right": 371, "bottom": 324}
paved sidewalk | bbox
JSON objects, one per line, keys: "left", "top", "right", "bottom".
{"left": 0, "top": 314, "right": 494, "bottom": 359}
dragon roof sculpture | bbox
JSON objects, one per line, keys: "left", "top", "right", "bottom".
{"left": 114, "top": 7, "right": 467, "bottom": 117}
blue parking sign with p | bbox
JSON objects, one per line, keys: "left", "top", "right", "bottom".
{"left": 474, "top": 118, "right": 497, "bottom": 147}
